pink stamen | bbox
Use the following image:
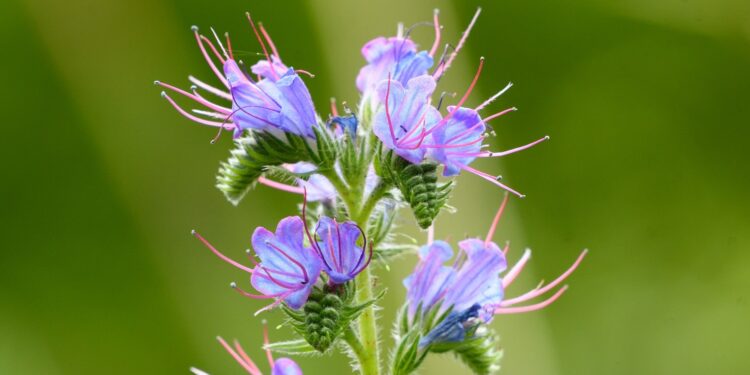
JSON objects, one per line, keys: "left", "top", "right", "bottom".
{"left": 427, "top": 225, "right": 435, "bottom": 244}
{"left": 253, "top": 292, "right": 292, "bottom": 316}
{"left": 503, "top": 241, "right": 510, "bottom": 255}
{"left": 190, "top": 89, "right": 232, "bottom": 114}
{"left": 475, "top": 82, "right": 513, "bottom": 112}
{"left": 192, "top": 26, "right": 230, "bottom": 88}
{"left": 404, "top": 57, "right": 484, "bottom": 145}
{"left": 262, "top": 321, "right": 275, "bottom": 368}
{"left": 258, "top": 176, "right": 305, "bottom": 194}
{"left": 192, "top": 230, "right": 253, "bottom": 273}
{"left": 479, "top": 106, "right": 517, "bottom": 124}
{"left": 251, "top": 264, "right": 302, "bottom": 291}
{"left": 459, "top": 164, "right": 524, "bottom": 198}
{"left": 330, "top": 97, "right": 339, "bottom": 117}
{"left": 429, "top": 9, "right": 441, "bottom": 57}
{"left": 246, "top": 13, "right": 279, "bottom": 80}
{"left": 473, "top": 136, "right": 550, "bottom": 158}
{"left": 217, "top": 337, "right": 261, "bottom": 375}
{"left": 233, "top": 340, "right": 260, "bottom": 374}
{"left": 495, "top": 285, "right": 568, "bottom": 314}
{"left": 485, "top": 192, "right": 509, "bottom": 245}
{"left": 336, "top": 220, "right": 344, "bottom": 273}
{"left": 161, "top": 92, "right": 232, "bottom": 128}
{"left": 199, "top": 35, "right": 227, "bottom": 64}
{"left": 501, "top": 250, "right": 587, "bottom": 306}
{"left": 231, "top": 281, "right": 286, "bottom": 299}
{"left": 421, "top": 134, "right": 486, "bottom": 149}
{"left": 156, "top": 81, "right": 231, "bottom": 115}
{"left": 189, "top": 75, "right": 232, "bottom": 100}
{"left": 259, "top": 23, "right": 281, "bottom": 60}
{"left": 443, "top": 121, "right": 484, "bottom": 145}
{"left": 501, "top": 248, "right": 531, "bottom": 288}
{"left": 325, "top": 226, "right": 341, "bottom": 273}
{"left": 225, "top": 32, "right": 234, "bottom": 60}
{"left": 433, "top": 7, "right": 482, "bottom": 79}
{"left": 395, "top": 110, "right": 430, "bottom": 149}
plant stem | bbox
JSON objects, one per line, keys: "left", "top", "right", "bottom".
{"left": 343, "top": 326, "right": 369, "bottom": 369}
{"left": 323, "top": 167, "right": 383, "bottom": 375}
{"left": 353, "top": 263, "right": 380, "bottom": 375}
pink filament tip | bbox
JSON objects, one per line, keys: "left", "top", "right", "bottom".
{"left": 485, "top": 192, "right": 510, "bottom": 245}
{"left": 429, "top": 9, "right": 441, "bottom": 57}
{"left": 192, "top": 230, "right": 254, "bottom": 273}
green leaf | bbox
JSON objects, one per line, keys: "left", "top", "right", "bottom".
{"left": 263, "top": 339, "right": 319, "bottom": 355}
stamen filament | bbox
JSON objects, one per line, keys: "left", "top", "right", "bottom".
{"left": 502, "top": 248, "right": 531, "bottom": 288}
{"left": 189, "top": 75, "right": 232, "bottom": 100}
{"left": 217, "top": 337, "right": 261, "bottom": 375}
{"left": 485, "top": 192, "right": 509, "bottom": 245}
{"left": 433, "top": 7, "right": 482, "bottom": 79}
{"left": 459, "top": 164, "right": 524, "bottom": 198}
{"left": 192, "top": 26, "right": 230, "bottom": 88}
{"left": 429, "top": 9, "right": 441, "bottom": 57}
{"left": 495, "top": 285, "right": 568, "bottom": 314}
{"left": 259, "top": 23, "right": 281, "bottom": 60}
{"left": 475, "top": 82, "right": 513, "bottom": 112}
{"left": 501, "top": 250, "right": 587, "bottom": 306}
{"left": 192, "top": 230, "right": 253, "bottom": 273}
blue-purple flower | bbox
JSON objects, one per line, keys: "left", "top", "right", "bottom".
{"left": 250, "top": 217, "right": 323, "bottom": 311}
{"left": 372, "top": 75, "right": 441, "bottom": 164}
{"left": 157, "top": 16, "right": 318, "bottom": 139}
{"left": 191, "top": 325, "right": 303, "bottom": 375}
{"left": 192, "top": 216, "right": 324, "bottom": 314}
{"left": 405, "top": 197, "right": 587, "bottom": 347}
{"left": 357, "top": 37, "right": 433, "bottom": 98}
{"left": 312, "top": 217, "right": 372, "bottom": 284}
{"left": 425, "top": 106, "right": 486, "bottom": 176}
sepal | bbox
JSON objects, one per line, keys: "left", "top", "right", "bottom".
{"left": 263, "top": 339, "right": 319, "bottom": 356}
{"left": 216, "top": 127, "right": 338, "bottom": 205}
{"left": 281, "top": 281, "right": 383, "bottom": 353}
{"left": 375, "top": 148, "right": 453, "bottom": 229}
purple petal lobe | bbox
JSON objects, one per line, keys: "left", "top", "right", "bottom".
{"left": 427, "top": 106, "right": 486, "bottom": 176}
{"left": 272, "top": 358, "right": 303, "bottom": 375}
{"left": 372, "top": 75, "right": 438, "bottom": 164}
{"left": 315, "top": 217, "right": 365, "bottom": 284}
{"left": 357, "top": 37, "right": 433, "bottom": 95}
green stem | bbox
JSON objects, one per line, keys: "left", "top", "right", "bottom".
{"left": 353, "top": 262, "right": 380, "bottom": 375}
{"left": 343, "top": 327, "right": 369, "bottom": 369}
{"left": 323, "top": 168, "right": 383, "bottom": 375}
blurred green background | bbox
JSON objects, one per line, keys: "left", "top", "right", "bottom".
{"left": 2, "top": 0, "right": 749, "bottom": 374}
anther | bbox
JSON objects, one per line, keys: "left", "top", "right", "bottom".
{"left": 153, "top": 80, "right": 160, "bottom": 85}
{"left": 230, "top": 281, "right": 237, "bottom": 288}
{"left": 191, "top": 25, "right": 199, "bottom": 32}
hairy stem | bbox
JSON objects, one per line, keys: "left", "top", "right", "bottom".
{"left": 343, "top": 326, "right": 369, "bottom": 371}
{"left": 323, "top": 168, "right": 382, "bottom": 375}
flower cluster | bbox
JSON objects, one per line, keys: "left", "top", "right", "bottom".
{"left": 404, "top": 195, "right": 587, "bottom": 349}
{"left": 157, "top": 7, "right": 587, "bottom": 375}
{"left": 192, "top": 194, "right": 372, "bottom": 314}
